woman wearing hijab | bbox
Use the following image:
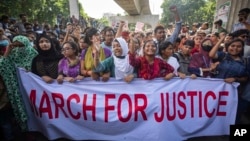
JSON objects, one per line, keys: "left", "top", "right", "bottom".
{"left": 92, "top": 37, "right": 135, "bottom": 83}
{"left": 0, "top": 35, "right": 38, "bottom": 131}
{"left": 188, "top": 38, "right": 218, "bottom": 78}
{"left": 31, "top": 33, "right": 63, "bottom": 83}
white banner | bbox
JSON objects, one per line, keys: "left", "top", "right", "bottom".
{"left": 17, "top": 68, "right": 238, "bottom": 141}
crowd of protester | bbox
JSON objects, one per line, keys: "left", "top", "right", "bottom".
{"left": 0, "top": 5, "right": 250, "bottom": 141}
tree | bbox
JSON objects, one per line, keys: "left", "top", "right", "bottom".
{"left": 0, "top": 0, "right": 88, "bottom": 26}
{"left": 160, "top": 0, "right": 216, "bottom": 27}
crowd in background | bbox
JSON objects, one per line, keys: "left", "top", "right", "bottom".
{"left": 0, "top": 6, "right": 250, "bottom": 141}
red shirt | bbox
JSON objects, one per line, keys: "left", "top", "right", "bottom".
{"left": 129, "top": 53, "right": 174, "bottom": 80}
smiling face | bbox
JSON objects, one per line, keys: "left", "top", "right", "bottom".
{"left": 112, "top": 41, "right": 123, "bottom": 57}
{"left": 227, "top": 41, "right": 243, "bottom": 56}
{"left": 143, "top": 40, "right": 156, "bottom": 56}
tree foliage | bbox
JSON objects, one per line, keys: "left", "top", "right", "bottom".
{"left": 0, "top": 0, "right": 88, "bottom": 25}
{"left": 160, "top": 0, "right": 216, "bottom": 27}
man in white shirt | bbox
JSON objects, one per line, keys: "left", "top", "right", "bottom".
{"left": 232, "top": 8, "right": 250, "bottom": 32}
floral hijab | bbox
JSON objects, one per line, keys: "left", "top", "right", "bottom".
{"left": 9, "top": 35, "right": 38, "bottom": 70}
{"left": 0, "top": 35, "right": 38, "bottom": 130}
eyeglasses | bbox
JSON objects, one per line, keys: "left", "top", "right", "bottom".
{"left": 240, "top": 35, "right": 249, "bottom": 39}
{"left": 61, "top": 47, "right": 72, "bottom": 52}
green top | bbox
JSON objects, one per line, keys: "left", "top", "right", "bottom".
{"left": 94, "top": 56, "right": 137, "bottom": 78}
{"left": 0, "top": 35, "right": 38, "bottom": 131}
{"left": 94, "top": 56, "right": 116, "bottom": 76}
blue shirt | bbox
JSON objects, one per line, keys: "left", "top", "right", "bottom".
{"left": 214, "top": 52, "right": 247, "bottom": 79}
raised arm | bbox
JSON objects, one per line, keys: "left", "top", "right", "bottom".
{"left": 128, "top": 40, "right": 141, "bottom": 68}
{"left": 63, "top": 24, "right": 74, "bottom": 44}
{"left": 209, "top": 34, "right": 226, "bottom": 59}
{"left": 170, "top": 5, "right": 180, "bottom": 22}
{"left": 115, "top": 21, "right": 126, "bottom": 38}
{"left": 167, "top": 6, "right": 182, "bottom": 43}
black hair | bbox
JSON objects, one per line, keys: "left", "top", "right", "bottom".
{"left": 179, "top": 34, "right": 186, "bottom": 39}
{"left": 213, "top": 32, "right": 220, "bottom": 38}
{"left": 232, "top": 29, "right": 249, "bottom": 38}
{"left": 24, "top": 22, "right": 33, "bottom": 28}
{"left": 84, "top": 27, "right": 98, "bottom": 45}
{"left": 35, "top": 32, "right": 63, "bottom": 61}
{"left": 175, "top": 37, "right": 181, "bottom": 43}
{"left": 143, "top": 40, "right": 157, "bottom": 49}
{"left": 103, "top": 27, "right": 115, "bottom": 35}
{"left": 62, "top": 41, "right": 79, "bottom": 56}
{"left": 239, "top": 8, "right": 250, "bottom": 14}
{"left": 214, "top": 19, "right": 223, "bottom": 26}
{"left": 83, "top": 27, "right": 91, "bottom": 34}
{"left": 227, "top": 33, "right": 233, "bottom": 36}
{"left": 159, "top": 40, "right": 173, "bottom": 56}
{"left": 183, "top": 40, "right": 195, "bottom": 48}
{"left": 19, "top": 13, "right": 26, "bottom": 18}
{"left": 225, "top": 38, "right": 245, "bottom": 56}
{"left": 1, "top": 15, "right": 9, "bottom": 20}
{"left": 154, "top": 24, "right": 165, "bottom": 34}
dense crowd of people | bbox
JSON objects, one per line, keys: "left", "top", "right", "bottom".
{"left": 0, "top": 5, "right": 250, "bottom": 141}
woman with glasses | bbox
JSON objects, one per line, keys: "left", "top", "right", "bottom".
{"left": 57, "top": 41, "right": 83, "bottom": 84}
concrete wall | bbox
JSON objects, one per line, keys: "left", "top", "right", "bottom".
{"left": 108, "top": 14, "right": 159, "bottom": 30}
{"left": 114, "top": 0, "right": 151, "bottom": 15}
{"left": 69, "top": 0, "right": 79, "bottom": 19}
{"left": 216, "top": 0, "right": 250, "bottom": 32}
